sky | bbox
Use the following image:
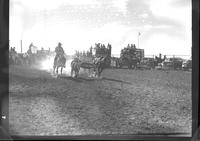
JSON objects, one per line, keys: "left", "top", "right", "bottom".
{"left": 9, "top": 0, "right": 191, "bottom": 58}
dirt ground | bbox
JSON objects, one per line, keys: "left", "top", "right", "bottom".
{"left": 9, "top": 65, "right": 192, "bottom": 136}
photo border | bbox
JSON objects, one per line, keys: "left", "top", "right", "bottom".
{"left": 0, "top": 0, "right": 199, "bottom": 140}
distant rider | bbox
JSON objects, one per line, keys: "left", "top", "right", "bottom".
{"left": 54, "top": 42, "right": 65, "bottom": 66}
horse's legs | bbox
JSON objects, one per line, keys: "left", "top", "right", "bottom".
{"left": 56, "top": 67, "right": 58, "bottom": 74}
{"left": 75, "top": 69, "right": 79, "bottom": 78}
{"left": 98, "top": 67, "right": 101, "bottom": 77}
{"left": 98, "top": 70, "right": 101, "bottom": 78}
{"left": 71, "top": 68, "right": 73, "bottom": 77}
{"left": 75, "top": 71, "right": 77, "bottom": 78}
{"left": 93, "top": 68, "right": 96, "bottom": 77}
{"left": 96, "top": 68, "right": 100, "bottom": 78}
{"left": 96, "top": 68, "right": 99, "bottom": 77}
{"left": 61, "top": 67, "right": 63, "bottom": 75}
{"left": 53, "top": 65, "right": 55, "bottom": 74}
{"left": 13, "top": 57, "right": 16, "bottom": 65}
{"left": 77, "top": 68, "right": 80, "bottom": 78}
{"left": 15, "top": 58, "right": 18, "bottom": 65}
{"left": 12, "top": 57, "right": 15, "bottom": 65}
{"left": 95, "top": 68, "right": 99, "bottom": 78}
{"left": 93, "top": 68, "right": 97, "bottom": 77}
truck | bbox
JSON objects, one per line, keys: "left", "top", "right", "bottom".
{"left": 117, "top": 45, "right": 144, "bottom": 69}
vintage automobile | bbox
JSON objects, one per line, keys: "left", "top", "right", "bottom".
{"left": 162, "top": 57, "right": 183, "bottom": 70}
{"left": 182, "top": 59, "right": 192, "bottom": 71}
{"left": 137, "top": 57, "right": 154, "bottom": 70}
{"left": 118, "top": 46, "right": 144, "bottom": 69}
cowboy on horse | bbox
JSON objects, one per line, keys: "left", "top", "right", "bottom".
{"left": 54, "top": 42, "right": 65, "bottom": 61}
{"left": 53, "top": 42, "right": 66, "bottom": 75}
{"left": 54, "top": 42, "right": 66, "bottom": 67}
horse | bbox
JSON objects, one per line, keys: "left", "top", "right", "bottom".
{"left": 93, "top": 56, "right": 107, "bottom": 78}
{"left": 71, "top": 58, "right": 81, "bottom": 78}
{"left": 9, "top": 52, "right": 22, "bottom": 65}
{"left": 53, "top": 55, "right": 66, "bottom": 75}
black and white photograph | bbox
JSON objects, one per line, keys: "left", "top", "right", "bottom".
{"left": 9, "top": 0, "right": 192, "bottom": 136}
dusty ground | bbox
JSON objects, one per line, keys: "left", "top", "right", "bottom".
{"left": 9, "top": 65, "right": 192, "bottom": 136}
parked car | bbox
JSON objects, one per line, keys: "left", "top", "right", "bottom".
{"left": 137, "top": 57, "right": 154, "bottom": 70}
{"left": 162, "top": 57, "right": 183, "bottom": 70}
{"left": 182, "top": 59, "right": 192, "bottom": 71}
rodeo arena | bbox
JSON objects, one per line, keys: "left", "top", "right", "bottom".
{"left": 9, "top": 41, "right": 192, "bottom": 135}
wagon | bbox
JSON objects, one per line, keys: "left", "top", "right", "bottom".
{"left": 80, "top": 62, "right": 95, "bottom": 69}
{"left": 76, "top": 56, "right": 95, "bottom": 69}
{"left": 182, "top": 59, "right": 192, "bottom": 71}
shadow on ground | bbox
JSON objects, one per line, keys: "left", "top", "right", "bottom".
{"left": 59, "top": 76, "right": 133, "bottom": 85}
{"left": 102, "top": 77, "right": 132, "bottom": 85}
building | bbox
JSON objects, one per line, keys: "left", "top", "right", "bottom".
{"left": 29, "top": 45, "right": 37, "bottom": 54}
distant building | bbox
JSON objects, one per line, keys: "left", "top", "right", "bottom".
{"left": 30, "top": 46, "right": 37, "bottom": 54}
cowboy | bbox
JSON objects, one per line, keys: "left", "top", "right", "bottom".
{"left": 54, "top": 42, "right": 65, "bottom": 62}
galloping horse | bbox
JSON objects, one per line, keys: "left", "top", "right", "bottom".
{"left": 53, "top": 55, "right": 66, "bottom": 75}
{"left": 93, "top": 56, "right": 107, "bottom": 78}
{"left": 71, "top": 58, "right": 81, "bottom": 78}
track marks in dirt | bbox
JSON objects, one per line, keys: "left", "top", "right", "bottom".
{"left": 9, "top": 66, "right": 192, "bottom": 135}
